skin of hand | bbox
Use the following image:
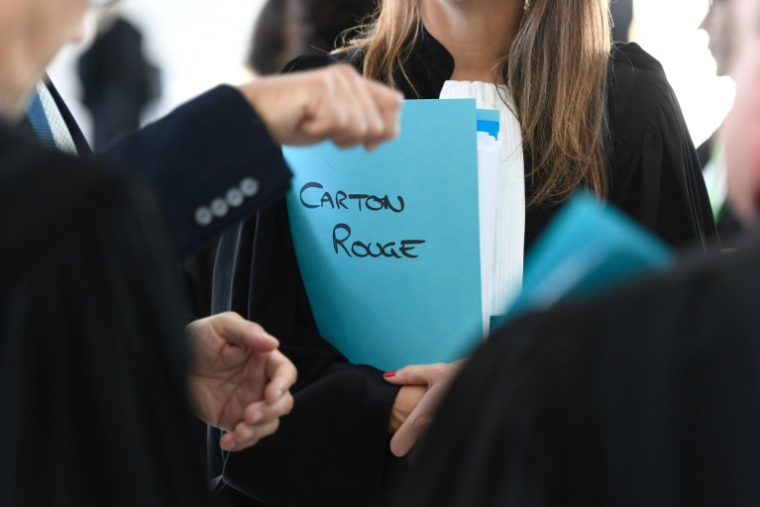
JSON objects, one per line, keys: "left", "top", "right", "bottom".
{"left": 237, "top": 64, "right": 404, "bottom": 151}
{"left": 388, "top": 385, "right": 427, "bottom": 434}
{"left": 186, "top": 312, "right": 297, "bottom": 452}
{"left": 384, "top": 360, "right": 467, "bottom": 457}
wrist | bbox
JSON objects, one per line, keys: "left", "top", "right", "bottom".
{"left": 235, "top": 81, "right": 260, "bottom": 111}
{"left": 235, "top": 81, "right": 286, "bottom": 146}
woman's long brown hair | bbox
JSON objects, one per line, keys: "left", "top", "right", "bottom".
{"left": 339, "top": 0, "right": 612, "bottom": 207}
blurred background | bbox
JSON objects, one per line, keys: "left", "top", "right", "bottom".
{"left": 48, "top": 0, "right": 733, "bottom": 149}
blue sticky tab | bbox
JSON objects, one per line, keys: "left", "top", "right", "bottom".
{"left": 477, "top": 120, "right": 499, "bottom": 140}
{"left": 476, "top": 109, "right": 500, "bottom": 140}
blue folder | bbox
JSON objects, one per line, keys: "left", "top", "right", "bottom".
{"left": 492, "top": 192, "right": 675, "bottom": 331}
{"left": 283, "top": 99, "right": 486, "bottom": 371}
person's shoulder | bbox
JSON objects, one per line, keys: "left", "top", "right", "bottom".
{"left": 608, "top": 42, "right": 682, "bottom": 142}
{"left": 0, "top": 122, "right": 115, "bottom": 192}
{"left": 0, "top": 124, "right": 148, "bottom": 263}
{"left": 610, "top": 42, "right": 676, "bottom": 106}
{"left": 611, "top": 42, "right": 666, "bottom": 76}
{"left": 282, "top": 47, "right": 366, "bottom": 74}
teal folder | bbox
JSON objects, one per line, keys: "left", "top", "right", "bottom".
{"left": 283, "top": 99, "right": 486, "bottom": 371}
{"left": 492, "top": 193, "right": 675, "bottom": 331}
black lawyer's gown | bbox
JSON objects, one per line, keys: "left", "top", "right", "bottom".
{"left": 0, "top": 124, "right": 208, "bottom": 507}
{"left": 393, "top": 228, "right": 760, "bottom": 507}
{"left": 210, "top": 33, "right": 717, "bottom": 506}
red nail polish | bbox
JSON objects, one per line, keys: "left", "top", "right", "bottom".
{"left": 384, "top": 371, "right": 396, "bottom": 378}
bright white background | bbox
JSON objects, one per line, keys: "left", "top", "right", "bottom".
{"left": 49, "top": 0, "right": 265, "bottom": 141}
{"left": 49, "top": 0, "right": 734, "bottom": 147}
{"left": 631, "top": 0, "right": 735, "bottom": 146}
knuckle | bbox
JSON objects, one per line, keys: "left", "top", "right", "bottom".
{"left": 333, "top": 116, "right": 350, "bottom": 133}
{"left": 355, "top": 122, "right": 370, "bottom": 137}
{"left": 283, "top": 394, "right": 295, "bottom": 414}
{"left": 368, "top": 119, "right": 384, "bottom": 136}
{"left": 248, "top": 321, "right": 265, "bottom": 334}
{"left": 316, "top": 73, "right": 333, "bottom": 93}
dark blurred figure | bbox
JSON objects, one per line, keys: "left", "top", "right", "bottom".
{"left": 81, "top": 25, "right": 216, "bottom": 466}
{"left": 78, "top": 16, "right": 160, "bottom": 150}
{"left": 698, "top": 0, "right": 743, "bottom": 247}
{"left": 0, "top": 140, "right": 209, "bottom": 507}
{"left": 248, "top": 0, "right": 376, "bottom": 76}
{"left": 393, "top": 239, "right": 760, "bottom": 507}
{"left": 610, "top": 0, "right": 634, "bottom": 42}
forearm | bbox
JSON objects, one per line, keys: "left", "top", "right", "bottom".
{"left": 104, "top": 85, "right": 292, "bottom": 258}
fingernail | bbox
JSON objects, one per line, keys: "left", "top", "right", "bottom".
{"left": 243, "top": 427, "right": 256, "bottom": 440}
{"left": 252, "top": 411, "right": 264, "bottom": 424}
{"left": 225, "top": 440, "right": 238, "bottom": 451}
{"left": 383, "top": 371, "right": 396, "bottom": 378}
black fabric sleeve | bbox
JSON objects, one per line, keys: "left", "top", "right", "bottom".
{"left": 393, "top": 232, "right": 760, "bottom": 507}
{"left": 0, "top": 136, "right": 208, "bottom": 506}
{"left": 211, "top": 193, "right": 403, "bottom": 506}
{"left": 105, "top": 85, "right": 293, "bottom": 259}
{"left": 607, "top": 43, "right": 718, "bottom": 251}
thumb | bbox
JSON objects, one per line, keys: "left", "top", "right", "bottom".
{"left": 390, "top": 401, "right": 432, "bottom": 457}
{"left": 214, "top": 312, "right": 279, "bottom": 353}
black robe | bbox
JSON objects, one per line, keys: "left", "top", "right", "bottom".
{"left": 0, "top": 124, "right": 208, "bottom": 506}
{"left": 392, "top": 229, "right": 760, "bottom": 507}
{"left": 210, "top": 33, "right": 717, "bottom": 506}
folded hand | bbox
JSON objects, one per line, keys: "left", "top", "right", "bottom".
{"left": 187, "top": 312, "right": 297, "bottom": 451}
{"left": 385, "top": 360, "right": 466, "bottom": 457}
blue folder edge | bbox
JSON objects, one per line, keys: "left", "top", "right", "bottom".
{"left": 491, "top": 192, "right": 675, "bottom": 331}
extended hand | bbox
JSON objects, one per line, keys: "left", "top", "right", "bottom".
{"left": 385, "top": 360, "right": 466, "bottom": 457}
{"left": 237, "top": 64, "right": 404, "bottom": 151}
{"left": 187, "top": 312, "right": 297, "bottom": 451}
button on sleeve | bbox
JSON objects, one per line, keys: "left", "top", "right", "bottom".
{"left": 211, "top": 198, "right": 229, "bottom": 218}
{"left": 194, "top": 206, "right": 213, "bottom": 227}
{"left": 240, "top": 177, "right": 260, "bottom": 197}
{"left": 226, "top": 188, "right": 244, "bottom": 207}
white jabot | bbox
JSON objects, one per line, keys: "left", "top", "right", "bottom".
{"left": 439, "top": 80, "right": 526, "bottom": 336}
{"left": 35, "top": 82, "right": 78, "bottom": 155}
